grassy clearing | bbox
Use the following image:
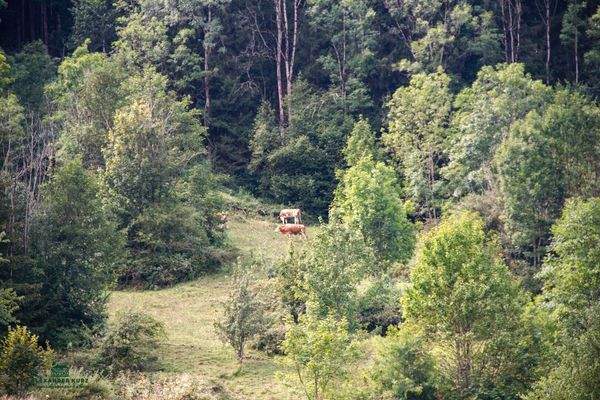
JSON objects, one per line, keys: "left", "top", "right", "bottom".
{"left": 107, "top": 208, "right": 317, "bottom": 399}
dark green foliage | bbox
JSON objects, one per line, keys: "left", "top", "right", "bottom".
{"left": 0, "top": 288, "right": 20, "bottom": 336}
{"left": 8, "top": 41, "right": 56, "bottom": 111}
{"left": 0, "top": 325, "right": 54, "bottom": 395}
{"left": 367, "top": 324, "right": 436, "bottom": 400}
{"left": 356, "top": 278, "right": 402, "bottom": 334}
{"left": 97, "top": 311, "right": 166, "bottom": 374}
{"left": 32, "top": 158, "right": 124, "bottom": 347}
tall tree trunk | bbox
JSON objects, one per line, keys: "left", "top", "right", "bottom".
{"left": 274, "top": 0, "right": 286, "bottom": 130}
{"left": 283, "top": 0, "right": 302, "bottom": 124}
{"left": 203, "top": 7, "right": 212, "bottom": 127}
{"left": 574, "top": 29, "right": 579, "bottom": 85}
{"left": 42, "top": 2, "right": 48, "bottom": 46}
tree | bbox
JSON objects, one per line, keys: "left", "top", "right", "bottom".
{"left": 0, "top": 325, "right": 54, "bottom": 395}
{"left": 282, "top": 313, "right": 359, "bottom": 400}
{"left": 495, "top": 89, "right": 600, "bottom": 270}
{"left": 307, "top": 0, "right": 376, "bottom": 111}
{"left": 103, "top": 68, "right": 221, "bottom": 288}
{"left": 69, "top": 0, "right": 117, "bottom": 52}
{"left": 403, "top": 212, "right": 536, "bottom": 398}
{"left": 527, "top": 198, "right": 600, "bottom": 399}
{"left": 383, "top": 69, "right": 452, "bottom": 220}
{"left": 560, "top": 1, "right": 586, "bottom": 84}
{"left": 342, "top": 117, "right": 378, "bottom": 167}
{"left": 300, "top": 223, "right": 375, "bottom": 323}
{"left": 32, "top": 158, "right": 124, "bottom": 347}
{"left": 367, "top": 324, "right": 436, "bottom": 400}
{"left": 215, "top": 267, "right": 268, "bottom": 362}
{"left": 332, "top": 154, "right": 415, "bottom": 265}
{"left": 47, "top": 41, "right": 125, "bottom": 168}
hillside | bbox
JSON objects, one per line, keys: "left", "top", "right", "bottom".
{"left": 107, "top": 205, "right": 309, "bottom": 400}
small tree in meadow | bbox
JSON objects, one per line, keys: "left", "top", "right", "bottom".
{"left": 282, "top": 312, "right": 359, "bottom": 400}
{"left": 215, "top": 268, "right": 268, "bottom": 362}
{"left": 0, "top": 325, "right": 54, "bottom": 395}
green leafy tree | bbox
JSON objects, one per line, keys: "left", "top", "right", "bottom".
{"left": 584, "top": 6, "right": 600, "bottom": 92}
{"left": 403, "top": 211, "right": 536, "bottom": 398}
{"left": 69, "top": 0, "right": 118, "bottom": 52}
{"left": 0, "top": 287, "right": 20, "bottom": 336}
{"left": 527, "top": 198, "right": 600, "bottom": 400}
{"left": 33, "top": 158, "right": 124, "bottom": 347}
{"left": 560, "top": 1, "right": 587, "bottom": 84}
{"left": 300, "top": 223, "right": 375, "bottom": 323}
{"left": 103, "top": 68, "right": 220, "bottom": 288}
{"left": 444, "top": 63, "right": 552, "bottom": 200}
{"left": 332, "top": 154, "right": 415, "bottom": 265}
{"left": 307, "top": 0, "right": 376, "bottom": 111}
{"left": 0, "top": 325, "right": 54, "bottom": 395}
{"left": 48, "top": 41, "right": 125, "bottom": 168}
{"left": 215, "top": 267, "right": 268, "bottom": 362}
{"left": 367, "top": 324, "right": 436, "bottom": 400}
{"left": 342, "top": 117, "right": 378, "bottom": 167}
{"left": 383, "top": 69, "right": 452, "bottom": 220}
{"left": 282, "top": 313, "right": 359, "bottom": 400}
{"left": 495, "top": 89, "right": 600, "bottom": 270}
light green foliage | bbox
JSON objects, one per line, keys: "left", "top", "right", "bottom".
{"left": 0, "top": 325, "right": 54, "bottom": 395}
{"left": 527, "top": 198, "right": 600, "bottom": 400}
{"left": 275, "top": 244, "right": 306, "bottom": 323}
{"left": 384, "top": 69, "right": 452, "bottom": 220}
{"left": 332, "top": 154, "right": 415, "bottom": 265}
{"left": 403, "top": 212, "right": 534, "bottom": 398}
{"left": 300, "top": 223, "right": 375, "bottom": 322}
{"left": 48, "top": 41, "right": 125, "bottom": 168}
{"left": 366, "top": 324, "right": 436, "bottom": 400}
{"left": 495, "top": 89, "right": 600, "bottom": 268}
{"left": 444, "top": 63, "right": 552, "bottom": 199}
{"left": 0, "top": 51, "right": 12, "bottom": 90}
{"left": 98, "top": 310, "right": 166, "bottom": 374}
{"left": 33, "top": 158, "right": 124, "bottom": 347}
{"left": 342, "top": 118, "right": 378, "bottom": 167}
{"left": 215, "top": 266, "right": 269, "bottom": 362}
{"left": 282, "top": 313, "right": 359, "bottom": 400}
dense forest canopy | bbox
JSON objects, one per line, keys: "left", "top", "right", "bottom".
{"left": 0, "top": 0, "right": 600, "bottom": 399}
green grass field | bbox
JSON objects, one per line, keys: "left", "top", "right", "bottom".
{"left": 107, "top": 211, "right": 314, "bottom": 399}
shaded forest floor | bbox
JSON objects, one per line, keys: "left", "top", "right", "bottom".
{"left": 108, "top": 202, "right": 313, "bottom": 399}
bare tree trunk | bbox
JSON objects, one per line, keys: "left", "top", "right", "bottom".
{"left": 203, "top": 7, "right": 212, "bottom": 127}
{"left": 283, "top": 0, "right": 302, "bottom": 124}
{"left": 574, "top": 29, "right": 579, "bottom": 85}
{"left": 274, "top": 0, "right": 286, "bottom": 130}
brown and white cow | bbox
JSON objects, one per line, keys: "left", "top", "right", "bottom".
{"left": 279, "top": 208, "right": 302, "bottom": 224}
{"left": 278, "top": 223, "right": 307, "bottom": 238}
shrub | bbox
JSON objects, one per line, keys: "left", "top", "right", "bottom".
{"left": 0, "top": 325, "right": 54, "bottom": 395}
{"left": 34, "top": 369, "right": 114, "bottom": 400}
{"left": 97, "top": 311, "right": 165, "bottom": 374}
{"left": 357, "top": 278, "right": 403, "bottom": 334}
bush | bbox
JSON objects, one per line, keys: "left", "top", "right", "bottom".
{"left": 0, "top": 325, "right": 54, "bottom": 395}
{"left": 357, "top": 278, "right": 403, "bottom": 334}
{"left": 97, "top": 311, "right": 165, "bottom": 375}
{"left": 367, "top": 324, "right": 436, "bottom": 400}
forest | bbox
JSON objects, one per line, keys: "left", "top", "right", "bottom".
{"left": 0, "top": 0, "right": 599, "bottom": 399}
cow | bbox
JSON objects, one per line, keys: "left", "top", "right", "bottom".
{"left": 278, "top": 223, "right": 307, "bottom": 238}
{"left": 279, "top": 208, "right": 302, "bottom": 224}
